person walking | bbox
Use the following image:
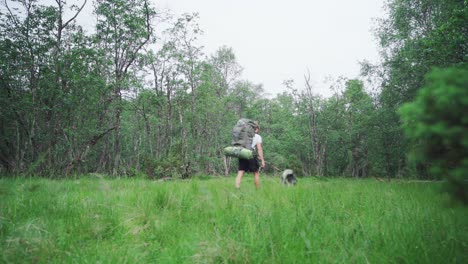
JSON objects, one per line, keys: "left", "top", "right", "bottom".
{"left": 235, "top": 123, "right": 265, "bottom": 189}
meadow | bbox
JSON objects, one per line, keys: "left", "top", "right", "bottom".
{"left": 0, "top": 176, "right": 466, "bottom": 263}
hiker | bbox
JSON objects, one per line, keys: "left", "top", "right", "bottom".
{"left": 235, "top": 122, "right": 265, "bottom": 189}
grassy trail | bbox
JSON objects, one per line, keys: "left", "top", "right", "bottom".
{"left": 0, "top": 176, "right": 466, "bottom": 263}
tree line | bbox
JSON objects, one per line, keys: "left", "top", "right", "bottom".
{"left": 1, "top": 0, "right": 466, "bottom": 184}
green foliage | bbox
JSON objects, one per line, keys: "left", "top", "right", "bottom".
{"left": 399, "top": 65, "right": 468, "bottom": 203}
{"left": 368, "top": 0, "right": 468, "bottom": 177}
{"left": 0, "top": 0, "right": 465, "bottom": 181}
{"left": 0, "top": 1, "right": 110, "bottom": 176}
{"left": 0, "top": 178, "right": 466, "bottom": 262}
{"left": 141, "top": 154, "right": 185, "bottom": 179}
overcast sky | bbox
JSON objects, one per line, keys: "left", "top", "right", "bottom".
{"left": 71, "top": 0, "right": 385, "bottom": 97}
{"left": 157, "top": 0, "right": 385, "bottom": 97}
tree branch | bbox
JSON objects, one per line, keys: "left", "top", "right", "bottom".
{"left": 62, "top": 0, "right": 88, "bottom": 30}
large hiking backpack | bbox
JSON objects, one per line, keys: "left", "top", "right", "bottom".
{"left": 224, "top": 119, "right": 257, "bottom": 160}
{"left": 231, "top": 118, "right": 257, "bottom": 149}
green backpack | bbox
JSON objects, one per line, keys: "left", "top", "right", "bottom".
{"left": 224, "top": 119, "right": 257, "bottom": 160}
{"left": 231, "top": 118, "right": 257, "bottom": 150}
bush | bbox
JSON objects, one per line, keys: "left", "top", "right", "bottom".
{"left": 399, "top": 65, "right": 468, "bottom": 204}
{"left": 141, "top": 154, "right": 189, "bottom": 179}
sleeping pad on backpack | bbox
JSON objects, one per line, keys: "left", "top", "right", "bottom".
{"left": 224, "top": 146, "right": 254, "bottom": 160}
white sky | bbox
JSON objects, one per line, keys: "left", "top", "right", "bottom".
{"left": 66, "top": 0, "right": 385, "bottom": 97}
{"left": 157, "top": 0, "right": 385, "bottom": 97}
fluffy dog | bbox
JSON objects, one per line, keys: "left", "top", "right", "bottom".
{"left": 281, "top": 169, "right": 297, "bottom": 186}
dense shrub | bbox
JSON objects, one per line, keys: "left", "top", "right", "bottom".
{"left": 399, "top": 65, "right": 468, "bottom": 204}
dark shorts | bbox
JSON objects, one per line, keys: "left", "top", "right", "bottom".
{"left": 238, "top": 158, "right": 260, "bottom": 173}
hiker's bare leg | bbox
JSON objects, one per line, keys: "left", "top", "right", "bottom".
{"left": 235, "top": 170, "right": 245, "bottom": 188}
{"left": 254, "top": 171, "right": 260, "bottom": 189}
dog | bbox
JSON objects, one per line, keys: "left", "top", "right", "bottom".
{"left": 281, "top": 169, "right": 297, "bottom": 186}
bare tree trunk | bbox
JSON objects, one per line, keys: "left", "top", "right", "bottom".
{"left": 143, "top": 114, "right": 153, "bottom": 155}
{"left": 317, "top": 129, "right": 329, "bottom": 176}
{"left": 304, "top": 72, "right": 324, "bottom": 176}
{"left": 165, "top": 77, "right": 173, "bottom": 155}
{"left": 151, "top": 60, "right": 164, "bottom": 160}
{"left": 223, "top": 156, "right": 231, "bottom": 176}
{"left": 113, "top": 87, "right": 122, "bottom": 176}
{"left": 179, "top": 110, "right": 187, "bottom": 165}
{"left": 65, "top": 126, "right": 116, "bottom": 174}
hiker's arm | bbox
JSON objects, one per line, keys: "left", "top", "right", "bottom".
{"left": 257, "top": 143, "right": 265, "bottom": 168}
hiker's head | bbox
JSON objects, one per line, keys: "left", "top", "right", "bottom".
{"left": 254, "top": 122, "right": 260, "bottom": 133}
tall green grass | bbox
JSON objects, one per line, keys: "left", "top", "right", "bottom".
{"left": 0, "top": 176, "right": 466, "bottom": 263}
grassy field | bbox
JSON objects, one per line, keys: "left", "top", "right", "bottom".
{"left": 0, "top": 176, "right": 466, "bottom": 263}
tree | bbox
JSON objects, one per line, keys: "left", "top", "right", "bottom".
{"left": 0, "top": 0, "right": 109, "bottom": 175}
{"left": 399, "top": 65, "right": 468, "bottom": 204}
{"left": 368, "top": 0, "right": 467, "bottom": 177}
{"left": 209, "top": 46, "right": 243, "bottom": 95}
{"left": 229, "top": 80, "right": 263, "bottom": 118}
{"left": 303, "top": 73, "right": 327, "bottom": 176}
{"left": 264, "top": 92, "right": 304, "bottom": 175}
{"left": 341, "top": 80, "right": 374, "bottom": 177}
{"left": 376, "top": 0, "right": 466, "bottom": 102}
{"left": 94, "top": 0, "right": 156, "bottom": 175}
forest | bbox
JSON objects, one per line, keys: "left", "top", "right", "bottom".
{"left": 0, "top": 0, "right": 466, "bottom": 191}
